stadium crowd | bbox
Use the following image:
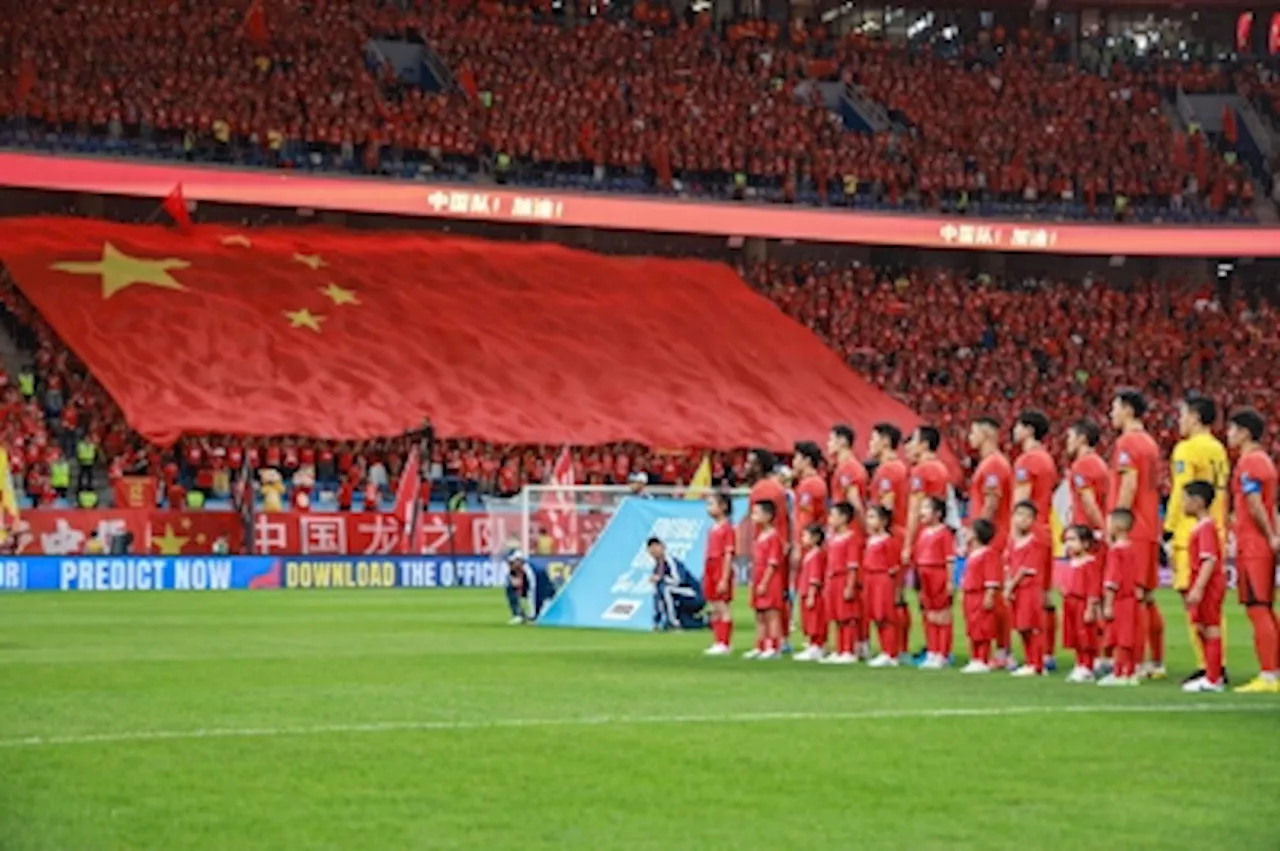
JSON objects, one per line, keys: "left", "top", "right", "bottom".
{"left": 0, "top": 0, "right": 1266, "bottom": 220}
{"left": 2, "top": 261, "right": 1278, "bottom": 513}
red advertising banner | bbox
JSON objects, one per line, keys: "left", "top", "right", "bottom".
{"left": 249, "top": 510, "right": 612, "bottom": 556}
{"left": 22, "top": 510, "right": 243, "bottom": 555}
{"left": 1, "top": 152, "right": 1277, "bottom": 257}
{"left": 113, "top": 476, "right": 158, "bottom": 509}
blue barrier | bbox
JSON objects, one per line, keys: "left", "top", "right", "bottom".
{"left": 0, "top": 555, "right": 578, "bottom": 592}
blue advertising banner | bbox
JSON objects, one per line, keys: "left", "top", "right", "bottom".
{"left": 0, "top": 555, "right": 578, "bottom": 592}
{"left": 537, "top": 497, "right": 712, "bottom": 631}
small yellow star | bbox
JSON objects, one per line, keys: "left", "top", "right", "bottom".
{"left": 319, "top": 283, "right": 359, "bottom": 306}
{"left": 284, "top": 308, "right": 325, "bottom": 332}
{"left": 293, "top": 253, "right": 327, "bottom": 270}
{"left": 220, "top": 234, "right": 253, "bottom": 248}
{"left": 50, "top": 242, "right": 189, "bottom": 299}
{"left": 152, "top": 523, "right": 190, "bottom": 555}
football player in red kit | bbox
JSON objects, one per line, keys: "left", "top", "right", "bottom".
{"left": 968, "top": 416, "right": 1015, "bottom": 667}
{"left": 869, "top": 423, "right": 911, "bottom": 658}
{"left": 746, "top": 500, "right": 786, "bottom": 660}
{"left": 821, "top": 502, "right": 862, "bottom": 665}
{"left": 1066, "top": 418, "right": 1111, "bottom": 673}
{"left": 1180, "top": 480, "right": 1226, "bottom": 693}
{"left": 795, "top": 524, "right": 828, "bottom": 661}
{"left": 1226, "top": 408, "right": 1280, "bottom": 693}
{"left": 960, "top": 519, "right": 1001, "bottom": 673}
{"left": 1061, "top": 525, "right": 1102, "bottom": 683}
{"left": 1107, "top": 389, "right": 1166, "bottom": 679}
{"left": 1004, "top": 501, "right": 1050, "bottom": 676}
{"left": 827, "top": 423, "right": 868, "bottom": 517}
{"left": 913, "top": 496, "right": 955, "bottom": 669}
{"left": 747, "top": 449, "right": 791, "bottom": 648}
{"left": 1013, "top": 410, "right": 1059, "bottom": 671}
{"left": 862, "top": 505, "right": 902, "bottom": 667}
{"left": 1100, "top": 509, "right": 1141, "bottom": 686}
{"left": 702, "top": 492, "right": 737, "bottom": 656}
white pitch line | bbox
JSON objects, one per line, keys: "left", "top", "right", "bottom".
{"left": 1, "top": 703, "right": 1275, "bottom": 750}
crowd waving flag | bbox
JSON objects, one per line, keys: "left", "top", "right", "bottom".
{"left": 0, "top": 218, "right": 938, "bottom": 458}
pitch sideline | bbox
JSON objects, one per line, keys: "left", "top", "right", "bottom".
{"left": 1, "top": 702, "right": 1276, "bottom": 749}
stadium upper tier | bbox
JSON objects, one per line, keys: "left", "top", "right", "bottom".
{"left": 0, "top": 0, "right": 1267, "bottom": 223}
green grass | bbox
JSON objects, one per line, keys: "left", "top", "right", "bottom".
{"left": 1, "top": 590, "right": 1277, "bottom": 851}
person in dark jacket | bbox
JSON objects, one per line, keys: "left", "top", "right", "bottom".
{"left": 505, "top": 550, "right": 555, "bottom": 624}
{"left": 648, "top": 537, "right": 706, "bottom": 630}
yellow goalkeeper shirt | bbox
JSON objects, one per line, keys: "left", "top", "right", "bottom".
{"left": 1165, "top": 432, "right": 1229, "bottom": 590}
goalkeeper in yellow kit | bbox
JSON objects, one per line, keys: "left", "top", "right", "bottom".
{"left": 1165, "top": 393, "right": 1230, "bottom": 684}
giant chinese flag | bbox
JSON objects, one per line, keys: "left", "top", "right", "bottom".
{"left": 0, "top": 217, "right": 935, "bottom": 456}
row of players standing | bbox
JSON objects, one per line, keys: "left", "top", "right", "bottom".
{"left": 698, "top": 389, "right": 1280, "bottom": 693}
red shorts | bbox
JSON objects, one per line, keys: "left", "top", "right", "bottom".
{"left": 963, "top": 590, "right": 994, "bottom": 641}
{"left": 751, "top": 572, "right": 785, "bottom": 612}
{"left": 824, "top": 573, "right": 860, "bottom": 623}
{"left": 1184, "top": 579, "right": 1225, "bottom": 627}
{"left": 1010, "top": 584, "right": 1044, "bottom": 632}
{"left": 1131, "top": 540, "right": 1159, "bottom": 591}
{"left": 918, "top": 566, "right": 952, "bottom": 611}
{"left": 1063, "top": 595, "right": 1098, "bottom": 652}
{"left": 704, "top": 564, "right": 733, "bottom": 603}
{"left": 1108, "top": 596, "right": 1139, "bottom": 648}
{"left": 1237, "top": 556, "right": 1277, "bottom": 606}
{"left": 801, "top": 595, "right": 827, "bottom": 639}
{"left": 863, "top": 572, "right": 896, "bottom": 624}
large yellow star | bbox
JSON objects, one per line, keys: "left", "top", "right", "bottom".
{"left": 50, "top": 242, "right": 189, "bottom": 299}
{"left": 293, "top": 253, "right": 327, "bottom": 270}
{"left": 152, "top": 523, "right": 190, "bottom": 555}
{"left": 319, "top": 283, "right": 359, "bottom": 306}
{"left": 284, "top": 308, "right": 325, "bottom": 332}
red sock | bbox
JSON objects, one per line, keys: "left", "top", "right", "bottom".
{"left": 1076, "top": 648, "right": 1093, "bottom": 670}
{"left": 1031, "top": 632, "right": 1044, "bottom": 673}
{"left": 1115, "top": 646, "right": 1134, "bottom": 678}
{"left": 899, "top": 605, "right": 912, "bottom": 654}
{"left": 975, "top": 640, "right": 990, "bottom": 663}
{"left": 1204, "top": 635, "right": 1223, "bottom": 684}
{"left": 721, "top": 620, "right": 734, "bottom": 647}
{"left": 995, "top": 604, "right": 1011, "bottom": 655}
{"left": 942, "top": 621, "right": 953, "bottom": 657}
{"left": 1147, "top": 601, "right": 1164, "bottom": 664}
{"left": 1134, "top": 603, "right": 1149, "bottom": 666}
{"left": 877, "top": 621, "right": 898, "bottom": 658}
{"left": 1044, "top": 607, "right": 1056, "bottom": 659}
{"left": 838, "top": 623, "right": 855, "bottom": 654}
{"left": 858, "top": 616, "right": 871, "bottom": 646}
{"left": 1246, "top": 606, "right": 1280, "bottom": 672}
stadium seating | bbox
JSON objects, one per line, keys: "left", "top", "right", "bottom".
{"left": 3, "top": 254, "right": 1278, "bottom": 509}
{"left": 0, "top": 0, "right": 1263, "bottom": 220}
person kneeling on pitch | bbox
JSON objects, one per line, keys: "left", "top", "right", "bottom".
{"left": 505, "top": 551, "right": 554, "bottom": 624}
{"left": 648, "top": 537, "right": 707, "bottom": 631}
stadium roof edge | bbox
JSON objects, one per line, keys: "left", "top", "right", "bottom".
{"left": 2, "top": 150, "right": 1278, "bottom": 258}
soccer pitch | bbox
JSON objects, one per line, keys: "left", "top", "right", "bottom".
{"left": 1, "top": 591, "right": 1277, "bottom": 851}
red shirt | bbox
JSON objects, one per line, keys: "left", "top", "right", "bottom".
{"left": 963, "top": 545, "right": 1000, "bottom": 593}
{"left": 1014, "top": 446, "right": 1057, "bottom": 528}
{"left": 910, "top": 458, "right": 950, "bottom": 500}
{"left": 824, "top": 529, "right": 861, "bottom": 579}
{"left": 830, "top": 456, "right": 868, "bottom": 505}
{"left": 1069, "top": 453, "right": 1109, "bottom": 531}
{"left": 1188, "top": 516, "right": 1222, "bottom": 586}
{"left": 871, "top": 457, "right": 909, "bottom": 532}
{"left": 1104, "top": 540, "right": 1138, "bottom": 597}
{"left": 1005, "top": 528, "right": 1050, "bottom": 592}
{"left": 1065, "top": 554, "right": 1102, "bottom": 599}
{"left": 749, "top": 478, "right": 790, "bottom": 547}
{"left": 970, "top": 452, "right": 1014, "bottom": 552}
{"left": 704, "top": 520, "right": 736, "bottom": 575}
{"left": 800, "top": 546, "right": 826, "bottom": 589}
{"left": 752, "top": 529, "right": 783, "bottom": 579}
{"left": 861, "top": 533, "right": 896, "bottom": 574}
{"left": 1233, "top": 449, "right": 1278, "bottom": 559}
{"left": 792, "top": 473, "right": 828, "bottom": 545}
{"left": 1107, "top": 430, "right": 1161, "bottom": 543}
{"left": 912, "top": 523, "right": 954, "bottom": 568}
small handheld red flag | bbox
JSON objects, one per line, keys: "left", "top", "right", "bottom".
{"left": 245, "top": 0, "right": 270, "bottom": 47}
{"left": 162, "top": 184, "right": 193, "bottom": 231}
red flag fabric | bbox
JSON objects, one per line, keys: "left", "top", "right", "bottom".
{"left": 1270, "top": 13, "right": 1280, "bottom": 56}
{"left": 0, "top": 217, "right": 936, "bottom": 457}
{"left": 392, "top": 446, "right": 421, "bottom": 554}
{"left": 245, "top": 0, "right": 270, "bottom": 47}
{"left": 539, "top": 447, "right": 578, "bottom": 554}
{"left": 457, "top": 65, "right": 479, "bottom": 100}
{"left": 162, "top": 183, "right": 193, "bottom": 231}
{"left": 14, "top": 56, "right": 37, "bottom": 105}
